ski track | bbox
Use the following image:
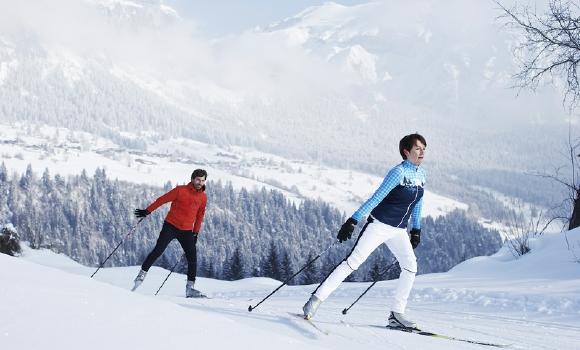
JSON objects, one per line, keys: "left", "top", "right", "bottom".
{"left": 9, "top": 241, "right": 580, "bottom": 350}
{"left": 154, "top": 291, "right": 575, "bottom": 350}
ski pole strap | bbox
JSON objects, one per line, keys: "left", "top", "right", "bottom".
{"left": 248, "top": 241, "right": 337, "bottom": 312}
{"left": 90, "top": 217, "right": 144, "bottom": 278}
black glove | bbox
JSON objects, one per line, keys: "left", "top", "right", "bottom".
{"left": 337, "top": 218, "right": 358, "bottom": 243}
{"left": 134, "top": 209, "right": 150, "bottom": 218}
{"left": 192, "top": 232, "right": 199, "bottom": 244}
{"left": 410, "top": 228, "right": 421, "bottom": 249}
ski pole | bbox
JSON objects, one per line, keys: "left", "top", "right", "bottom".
{"left": 155, "top": 253, "right": 185, "bottom": 296}
{"left": 248, "top": 241, "right": 337, "bottom": 312}
{"left": 91, "top": 217, "right": 144, "bottom": 278}
{"left": 341, "top": 258, "right": 397, "bottom": 315}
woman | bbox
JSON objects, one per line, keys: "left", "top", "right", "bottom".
{"left": 302, "top": 133, "right": 427, "bottom": 329}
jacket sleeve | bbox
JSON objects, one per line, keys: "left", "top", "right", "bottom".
{"left": 352, "top": 166, "right": 402, "bottom": 222}
{"left": 145, "top": 187, "right": 179, "bottom": 213}
{"left": 193, "top": 195, "right": 207, "bottom": 233}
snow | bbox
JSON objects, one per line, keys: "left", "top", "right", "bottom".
{"left": 2, "top": 229, "right": 579, "bottom": 350}
{"left": 0, "top": 122, "right": 468, "bottom": 218}
{"left": 339, "top": 44, "right": 378, "bottom": 83}
{"left": 0, "top": 39, "right": 17, "bottom": 87}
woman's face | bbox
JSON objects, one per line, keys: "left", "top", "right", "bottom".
{"left": 404, "top": 140, "right": 426, "bottom": 166}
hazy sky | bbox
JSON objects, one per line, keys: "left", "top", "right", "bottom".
{"left": 164, "top": 0, "right": 369, "bottom": 35}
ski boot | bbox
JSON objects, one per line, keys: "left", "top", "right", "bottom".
{"left": 388, "top": 311, "right": 417, "bottom": 329}
{"left": 302, "top": 294, "right": 322, "bottom": 320}
{"left": 185, "top": 280, "right": 206, "bottom": 298}
{"left": 131, "top": 269, "right": 147, "bottom": 291}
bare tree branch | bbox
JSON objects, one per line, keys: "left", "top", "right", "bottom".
{"left": 496, "top": 0, "right": 580, "bottom": 108}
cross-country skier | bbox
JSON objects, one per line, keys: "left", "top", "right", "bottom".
{"left": 132, "top": 169, "right": 208, "bottom": 298}
{"left": 302, "top": 133, "right": 427, "bottom": 329}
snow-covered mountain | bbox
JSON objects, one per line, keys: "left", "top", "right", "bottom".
{"left": 2, "top": 228, "right": 579, "bottom": 350}
{"left": 0, "top": 0, "right": 572, "bottom": 179}
{"left": 0, "top": 122, "right": 466, "bottom": 218}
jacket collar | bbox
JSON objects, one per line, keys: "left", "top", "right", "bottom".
{"left": 402, "top": 159, "right": 420, "bottom": 170}
{"left": 187, "top": 182, "right": 206, "bottom": 192}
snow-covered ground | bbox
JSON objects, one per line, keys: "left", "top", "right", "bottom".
{"left": 2, "top": 229, "right": 579, "bottom": 350}
{"left": 0, "top": 122, "right": 466, "bottom": 217}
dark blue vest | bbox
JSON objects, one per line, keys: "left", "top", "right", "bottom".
{"left": 370, "top": 176, "right": 424, "bottom": 228}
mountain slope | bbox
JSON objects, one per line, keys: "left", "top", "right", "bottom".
{"left": 2, "top": 229, "right": 579, "bottom": 350}
{"left": 0, "top": 0, "right": 572, "bottom": 177}
{"left": 0, "top": 121, "right": 467, "bottom": 217}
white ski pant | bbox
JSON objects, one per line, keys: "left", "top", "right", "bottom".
{"left": 314, "top": 219, "right": 417, "bottom": 313}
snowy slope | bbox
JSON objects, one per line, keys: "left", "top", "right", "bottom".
{"left": 0, "top": 122, "right": 466, "bottom": 218}
{"left": 2, "top": 229, "right": 579, "bottom": 350}
{"left": 0, "top": 0, "right": 571, "bottom": 177}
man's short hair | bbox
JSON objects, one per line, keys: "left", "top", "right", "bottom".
{"left": 399, "top": 133, "right": 426, "bottom": 159}
{"left": 191, "top": 169, "right": 207, "bottom": 180}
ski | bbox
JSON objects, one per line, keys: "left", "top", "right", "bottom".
{"left": 288, "top": 313, "right": 329, "bottom": 335}
{"left": 377, "top": 325, "right": 509, "bottom": 348}
{"left": 186, "top": 294, "right": 210, "bottom": 299}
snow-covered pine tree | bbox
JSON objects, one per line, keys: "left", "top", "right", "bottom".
{"left": 0, "top": 225, "right": 21, "bottom": 256}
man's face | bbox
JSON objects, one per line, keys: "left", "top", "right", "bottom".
{"left": 404, "top": 140, "right": 426, "bottom": 166}
{"left": 192, "top": 176, "right": 206, "bottom": 190}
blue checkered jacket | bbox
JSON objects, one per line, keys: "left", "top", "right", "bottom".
{"left": 352, "top": 160, "right": 426, "bottom": 229}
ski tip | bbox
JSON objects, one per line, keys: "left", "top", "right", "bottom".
{"left": 288, "top": 313, "right": 329, "bottom": 335}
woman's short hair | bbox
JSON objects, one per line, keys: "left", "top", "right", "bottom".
{"left": 399, "top": 133, "right": 426, "bottom": 159}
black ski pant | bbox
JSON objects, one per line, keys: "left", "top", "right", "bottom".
{"left": 141, "top": 221, "right": 198, "bottom": 281}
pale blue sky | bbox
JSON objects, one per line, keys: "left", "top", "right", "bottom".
{"left": 164, "top": 0, "right": 369, "bottom": 35}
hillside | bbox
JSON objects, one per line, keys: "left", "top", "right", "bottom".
{"left": 0, "top": 122, "right": 466, "bottom": 217}
{"left": 2, "top": 229, "right": 579, "bottom": 350}
{"left": 0, "top": 0, "right": 572, "bottom": 176}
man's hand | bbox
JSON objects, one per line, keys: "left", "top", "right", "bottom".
{"left": 134, "top": 209, "right": 150, "bottom": 218}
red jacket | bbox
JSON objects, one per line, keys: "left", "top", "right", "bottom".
{"left": 146, "top": 183, "right": 207, "bottom": 232}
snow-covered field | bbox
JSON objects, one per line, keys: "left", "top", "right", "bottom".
{"left": 0, "top": 122, "right": 466, "bottom": 217}
{"left": 2, "top": 230, "right": 579, "bottom": 350}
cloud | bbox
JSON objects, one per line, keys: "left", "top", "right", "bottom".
{"left": 0, "top": 0, "right": 358, "bottom": 105}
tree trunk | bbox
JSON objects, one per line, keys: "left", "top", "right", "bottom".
{"left": 569, "top": 190, "right": 580, "bottom": 230}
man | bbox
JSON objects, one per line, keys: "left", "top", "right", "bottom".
{"left": 303, "top": 133, "right": 427, "bottom": 329}
{"left": 132, "top": 169, "right": 208, "bottom": 298}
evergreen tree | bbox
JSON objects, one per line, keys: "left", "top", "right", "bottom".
{"left": 280, "top": 250, "right": 294, "bottom": 284}
{"left": 262, "top": 242, "right": 282, "bottom": 280}
{"left": 0, "top": 225, "right": 21, "bottom": 256}
{"left": 228, "top": 248, "right": 245, "bottom": 281}
{"left": 369, "top": 261, "right": 382, "bottom": 281}
{"left": 301, "top": 253, "right": 320, "bottom": 285}
{"left": 1, "top": 164, "right": 503, "bottom": 284}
